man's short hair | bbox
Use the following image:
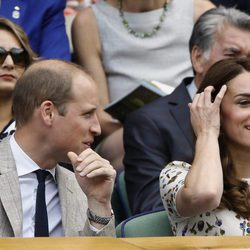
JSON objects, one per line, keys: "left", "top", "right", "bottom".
{"left": 12, "top": 60, "right": 87, "bottom": 127}
{"left": 189, "top": 6, "right": 250, "bottom": 60}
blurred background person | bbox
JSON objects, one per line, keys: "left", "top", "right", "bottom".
{"left": 0, "top": 17, "right": 36, "bottom": 141}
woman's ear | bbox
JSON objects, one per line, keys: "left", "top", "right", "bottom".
{"left": 40, "top": 100, "right": 55, "bottom": 126}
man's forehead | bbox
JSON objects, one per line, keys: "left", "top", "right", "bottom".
{"left": 73, "top": 73, "right": 94, "bottom": 88}
{"left": 219, "top": 25, "right": 250, "bottom": 39}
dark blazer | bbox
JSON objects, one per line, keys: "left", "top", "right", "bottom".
{"left": 211, "top": 0, "right": 250, "bottom": 14}
{"left": 0, "top": 0, "right": 70, "bottom": 60}
{"left": 123, "top": 78, "right": 195, "bottom": 214}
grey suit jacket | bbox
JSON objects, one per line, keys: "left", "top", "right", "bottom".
{"left": 0, "top": 138, "right": 115, "bottom": 237}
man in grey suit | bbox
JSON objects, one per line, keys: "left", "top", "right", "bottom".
{"left": 0, "top": 59, "right": 116, "bottom": 237}
{"left": 124, "top": 7, "right": 250, "bottom": 215}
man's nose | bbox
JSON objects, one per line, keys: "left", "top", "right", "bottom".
{"left": 91, "top": 114, "right": 101, "bottom": 136}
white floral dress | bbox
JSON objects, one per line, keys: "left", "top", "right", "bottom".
{"left": 160, "top": 161, "right": 250, "bottom": 236}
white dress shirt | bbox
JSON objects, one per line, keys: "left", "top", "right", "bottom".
{"left": 186, "top": 79, "right": 197, "bottom": 100}
{"left": 10, "top": 135, "right": 64, "bottom": 237}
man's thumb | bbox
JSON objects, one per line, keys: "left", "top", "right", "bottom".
{"left": 67, "top": 151, "right": 81, "bottom": 168}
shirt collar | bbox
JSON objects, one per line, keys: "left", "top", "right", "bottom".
{"left": 10, "top": 134, "right": 56, "bottom": 181}
{"left": 186, "top": 79, "right": 197, "bottom": 100}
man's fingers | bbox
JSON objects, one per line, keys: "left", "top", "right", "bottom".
{"left": 77, "top": 161, "right": 103, "bottom": 177}
{"left": 77, "top": 159, "right": 112, "bottom": 176}
{"left": 85, "top": 166, "right": 116, "bottom": 179}
{"left": 67, "top": 151, "right": 83, "bottom": 170}
{"left": 75, "top": 150, "right": 106, "bottom": 172}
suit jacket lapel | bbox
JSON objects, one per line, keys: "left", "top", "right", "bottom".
{"left": 56, "top": 166, "right": 86, "bottom": 236}
{"left": 0, "top": 139, "right": 23, "bottom": 237}
{"left": 168, "top": 78, "right": 195, "bottom": 148}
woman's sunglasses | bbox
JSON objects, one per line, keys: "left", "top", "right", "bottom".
{"left": 0, "top": 47, "right": 29, "bottom": 67}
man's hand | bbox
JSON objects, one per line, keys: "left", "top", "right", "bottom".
{"left": 68, "top": 149, "right": 116, "bottom": 228}
{"left": 68, "top": 149, "right": 116, "bottom": 205}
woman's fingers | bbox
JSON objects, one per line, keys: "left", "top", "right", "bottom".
{"left": 214, "top": 85, "right": 227, "bottom": 106}
{"left": 204, "top": 86, "right": 214, "bottom": 106}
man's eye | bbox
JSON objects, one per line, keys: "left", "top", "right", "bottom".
{"left": 224, "top": 52, "right": 239, "bottom": 58}
{"left": 83, "top": 113, "right": 91, "bottom": 118}
{"left": 83, "top": 111, "right": 95, "bottom": 118}
{"left": 225, "top": 54, "right": 236, "bottom": 58}
{"left": 224, "top": 49, "right": 240, "bottom": 58}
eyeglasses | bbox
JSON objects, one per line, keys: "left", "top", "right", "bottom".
{"left": 0, "top": 47, "right": 29, "bottom": 67}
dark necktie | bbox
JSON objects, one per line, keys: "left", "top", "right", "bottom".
{"left": 34, "top": 169, "right": 50, "bottom": 237}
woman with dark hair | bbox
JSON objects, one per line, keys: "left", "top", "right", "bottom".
{"left": 0, "top": 17, "right": 37, "bottom": 141}
{"left": 160, "top": 57, "right": 250, "bottom": 236}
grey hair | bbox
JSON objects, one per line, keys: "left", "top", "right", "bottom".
{"left": 189, "top": 6, "right": 250, "bottom": 60}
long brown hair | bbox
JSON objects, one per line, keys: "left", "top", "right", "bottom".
{"left": 198, "top": 57, "right": 250, "bottom": 219}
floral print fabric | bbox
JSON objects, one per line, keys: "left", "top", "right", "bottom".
{"left": 160, "top": 161, "right": 250, "bottom": 236}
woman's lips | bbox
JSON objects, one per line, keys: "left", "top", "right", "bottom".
{"left": 0, "top": 74, "right": 15, "bottom": 81}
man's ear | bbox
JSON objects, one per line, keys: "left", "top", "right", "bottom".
{"left": 191, "top": 45, "right": 206, "bottom": 75}
{"left": 40, "top": 100, "right": 55, "bottom": 126}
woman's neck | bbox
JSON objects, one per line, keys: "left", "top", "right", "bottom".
{"left": 107, "top": 0, "right": 168, "bottom": 12}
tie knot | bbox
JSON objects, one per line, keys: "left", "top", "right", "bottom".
{"left": 35, "top": 169, "right": 49, "bottom": 183}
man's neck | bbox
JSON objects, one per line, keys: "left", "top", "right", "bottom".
{"left": 14, "top": 130, "right": 58, "bottom": 170}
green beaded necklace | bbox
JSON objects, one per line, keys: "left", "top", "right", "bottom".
{"left": 118, "top": 0, "right": 168, "bottom": 38}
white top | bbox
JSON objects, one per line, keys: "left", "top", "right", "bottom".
{"left": 92, "top": 0, "right": 194, "bottom": 102}
{"left": 10, "top": 135, "right": 63, "bottom": 237}
{"left": 160, "top": 161, "right": 250, "bottom": 236}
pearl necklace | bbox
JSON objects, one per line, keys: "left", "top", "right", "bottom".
{"left": 118, "top": 0, "right": 168, "bottom": 38}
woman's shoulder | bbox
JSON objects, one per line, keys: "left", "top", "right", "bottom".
{"left": 73, "top": 7, "right": 95, "bottom": 29}
{"left": 72, "top": 6, "right": 101, "bottom": 54}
